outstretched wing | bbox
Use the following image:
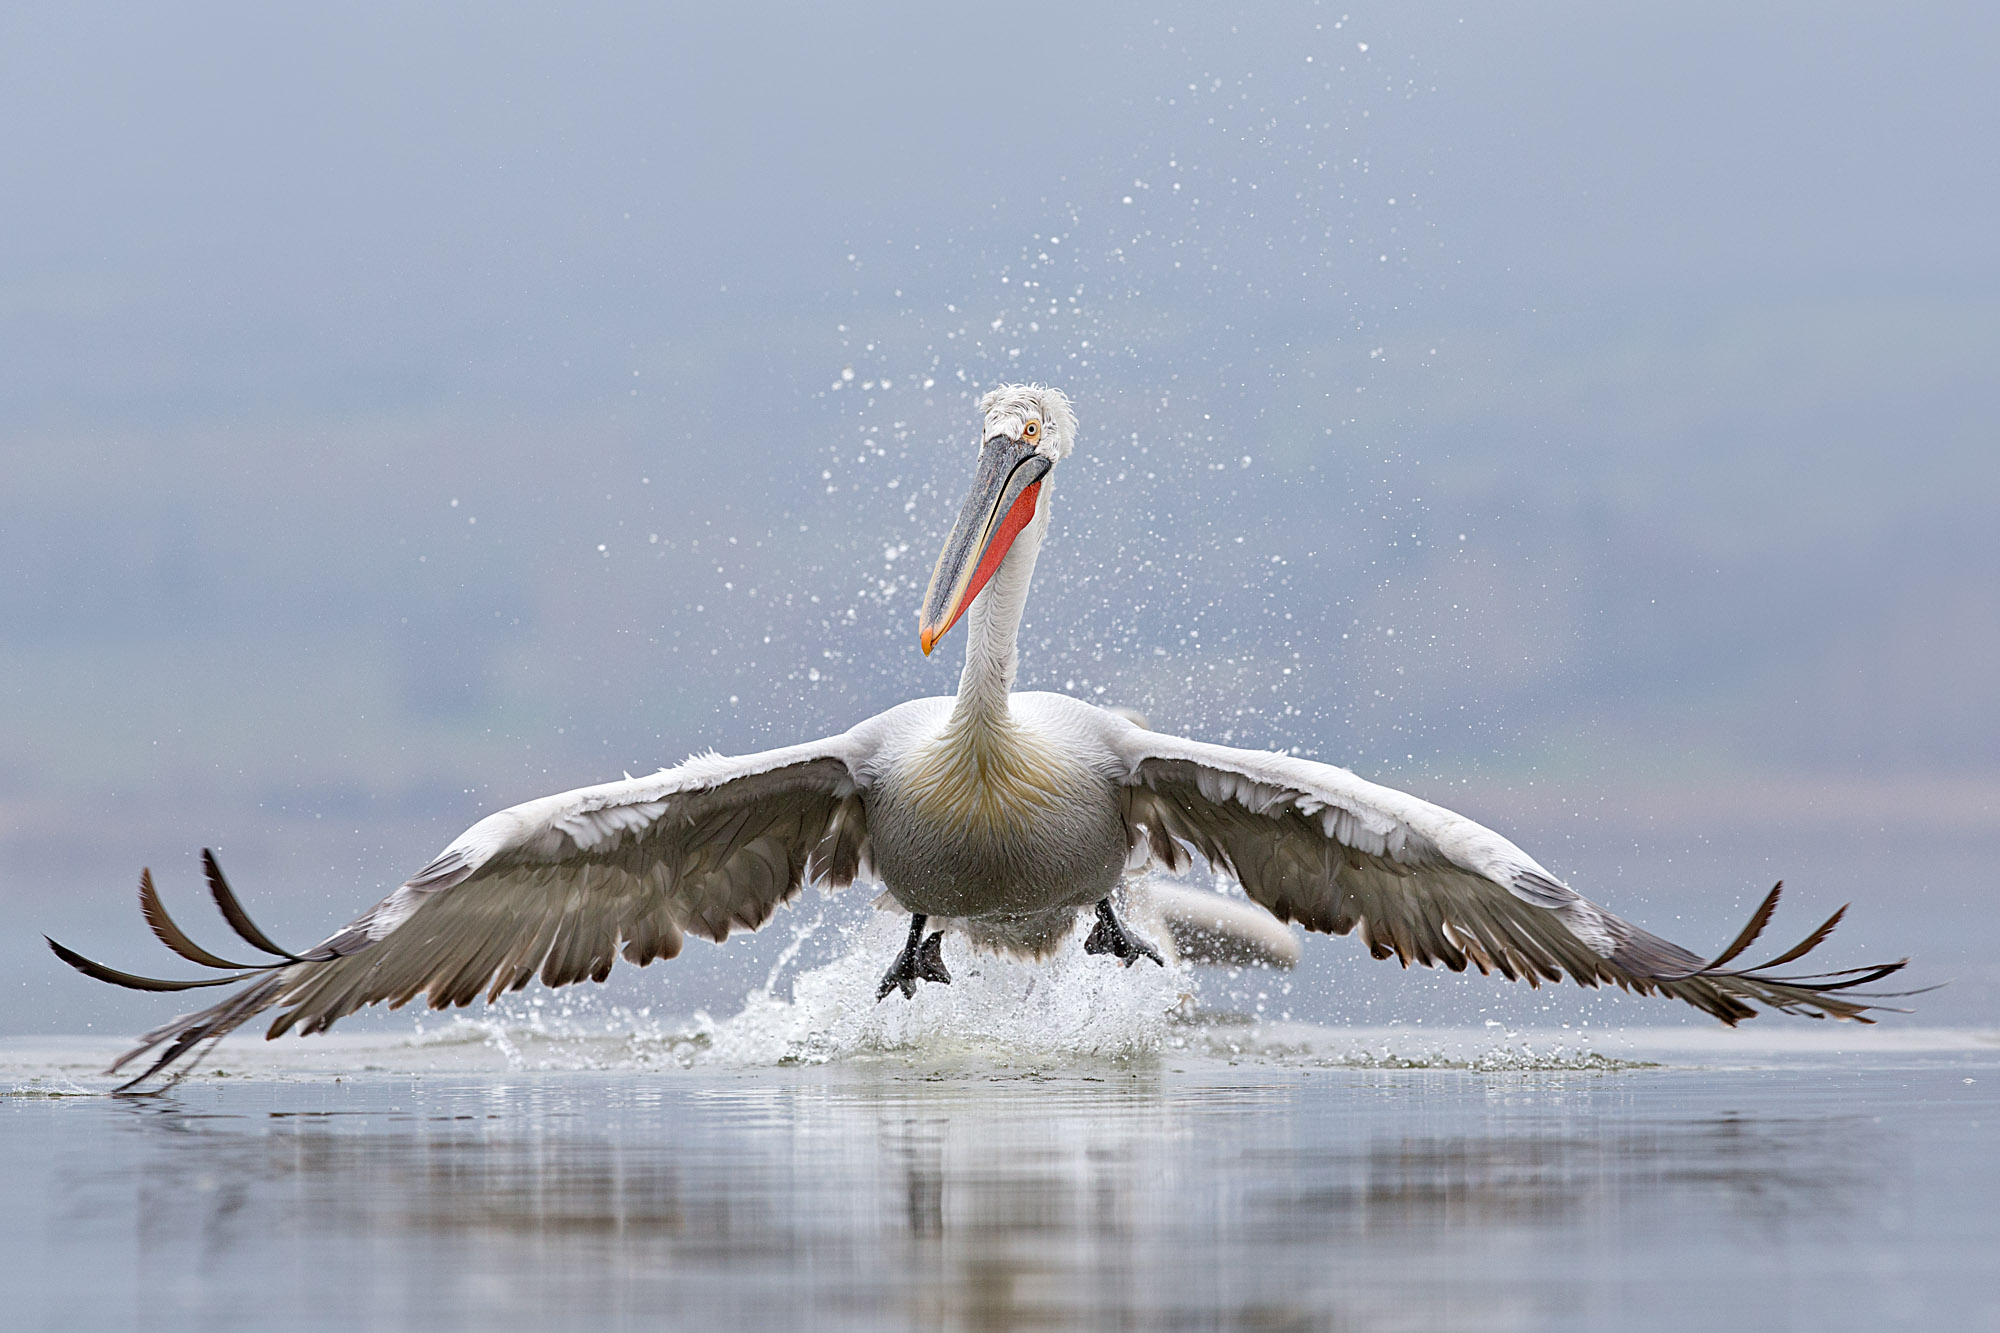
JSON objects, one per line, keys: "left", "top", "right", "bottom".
{"left": 1110, "top": 725, "right": 1910, "bottom": 1024}
{"left": 50, "top": 737, "right": 873, "bottom": 1089}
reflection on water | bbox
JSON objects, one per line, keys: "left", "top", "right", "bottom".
{"left": 8, "top": 1057, "right": 1996, "bottom": 1331}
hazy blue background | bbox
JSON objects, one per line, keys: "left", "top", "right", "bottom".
{"left": 5, "top": 3, "right": 1995, "bottom": 1034}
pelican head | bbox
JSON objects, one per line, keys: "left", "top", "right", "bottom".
{"left": 919, "top": 384, "right": 1076, "bottom": 655}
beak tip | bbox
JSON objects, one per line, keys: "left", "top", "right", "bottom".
{"left": 919, "top": 629, "right": 937, "bottom": 656}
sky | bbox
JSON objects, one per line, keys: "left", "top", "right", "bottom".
{"left": 4, "top": 3, "right": 1996, "bottom": 1032}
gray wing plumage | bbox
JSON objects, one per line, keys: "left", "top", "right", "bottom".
{"left": 1110, "top": 726, "right": 1911, "bottom": 1024}
{"left": 51, "top": 739, "right": 871, "bottom": 1090}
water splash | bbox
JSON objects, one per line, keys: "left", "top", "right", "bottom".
{"left": 409, "top": 910, "right": 1195, "bottom": 1071}
{"left": 693, "top": 912, "right": 1194, "bottom": 1066}
{"left": 4, "top": 1075, "right": 97, "bottom": 1098}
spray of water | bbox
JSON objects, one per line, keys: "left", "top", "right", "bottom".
{"left": 408, "top": 907, "right": 1195, "bottom": 1072}
{"left": 693, "top": 911, "right": 1194, "bottom": 1067}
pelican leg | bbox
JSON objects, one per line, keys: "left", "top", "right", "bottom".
{"left": 1084, "top": 899, "right": 1166, "bottom": 968}
{"left": 878, "top": 914, "right": 952, "bottom": 1001}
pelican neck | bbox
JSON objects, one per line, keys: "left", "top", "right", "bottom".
{"left": 949, "top": 491, "right": 1049, "bottom": 728}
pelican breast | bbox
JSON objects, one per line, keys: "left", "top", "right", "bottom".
{"left": 869, "top": 707, "right": 1126, "bottom": 924}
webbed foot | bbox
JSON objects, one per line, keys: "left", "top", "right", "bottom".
{"left": 1083, "top": 898, "right": 1166, "bottom": 968}
{"left": 878, "top": 914, "right": 953, "bottom": 1001}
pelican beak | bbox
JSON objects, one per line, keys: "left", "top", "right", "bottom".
{"left": 919, "top": 435, "right": 1051, "bottom": 655}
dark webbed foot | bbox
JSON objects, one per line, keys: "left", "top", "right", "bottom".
{"left": 1084, "top": 898, "right": 1166, "bottom": 968}
{"left": 878, "top": 914, "right": 953, "bottom": 1001}
{"left": 917, "top": 928, "right": 950, "bottom": 984}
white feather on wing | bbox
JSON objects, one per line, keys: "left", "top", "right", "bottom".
{"left": 1108, "top": 724, "right": 1908, "bottom": 1024}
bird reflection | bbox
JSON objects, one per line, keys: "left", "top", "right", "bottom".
{"left": 885, "top": 1116, "right": 946, "bottom": 1237}
{"left": 90, "top": 1072, "right": 1883, "bottom": 1330}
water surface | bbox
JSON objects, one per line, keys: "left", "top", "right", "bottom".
{"left": 4, "top": 1025, "right": 1995, "bottom": 1331}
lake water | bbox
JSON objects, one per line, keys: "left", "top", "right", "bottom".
{"left": 4, "top": 1013, "right": 1995, "bottom": 1332}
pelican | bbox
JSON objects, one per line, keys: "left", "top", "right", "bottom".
{"left": 52, "top": 384, "right": 1910, "bottom": 1089}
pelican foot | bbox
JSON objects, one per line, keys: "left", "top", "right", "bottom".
{"left": 1084, "top": 899, "right": 1165, "bottom": 968}
{"left": 878, "top": 914, "right": 953, "bottom": 1002}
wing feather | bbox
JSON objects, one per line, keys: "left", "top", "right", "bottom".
{"left": 1113, "top": 727, "right": 1911, "bottom": 1024}
{"left": 138, "top": 869, "right": 261, "bottom": 971}
{"left": 60, "top": 738, "right": 871, "bottom": 1088}
{"left": 204, "top": 850, "right": 312, "bottom": 962}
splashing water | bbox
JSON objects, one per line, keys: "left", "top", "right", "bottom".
{"left": 410, "top": 909, "right": 1195, "bottom": 1072}
{"left": 694, "top": 912, "right": 1194, "bottom": 1066}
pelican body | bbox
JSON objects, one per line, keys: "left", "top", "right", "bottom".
{"left": 869, "top": 695, "right": 1127, "bottom": 947}
{"left": 52, "top": 385, "right": 1911, "bottom": 1088}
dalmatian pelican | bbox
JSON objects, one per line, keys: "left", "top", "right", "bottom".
{"left": 51, "top": 384, "right": 1910, "bottom": 1089}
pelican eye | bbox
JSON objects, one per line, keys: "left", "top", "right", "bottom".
{"left": 1022, "top": 420, "right": 1041, "bottom": 440}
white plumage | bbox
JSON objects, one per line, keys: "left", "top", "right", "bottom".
{"left": 52, "top": 384, "right": 1911, "bottom": 1089}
